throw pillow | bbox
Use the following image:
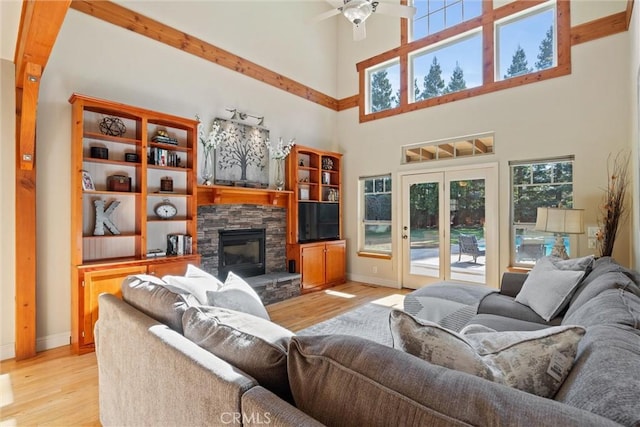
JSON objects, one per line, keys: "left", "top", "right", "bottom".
{"left": 162, "top": 264, "right": 223, "bottom": 305}
{"left": 183, "top": 306, "right": 293, "bottom": 401}
{"left": 515, "top": 255, "right": 594, "bottom": 321}
{"left": 121, "top": 274, "right": 197, "bottom": 333}
{"left": 206, "top": 271, "right": 270, "bottom": 320}
{"left": 389, "top": 309, "right": 585, "bottom": 398}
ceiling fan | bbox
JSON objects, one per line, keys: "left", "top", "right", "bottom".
{"left": 313, "top": 0, "right": 416, "bottom": 41}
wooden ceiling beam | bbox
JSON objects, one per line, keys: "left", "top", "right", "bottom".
{"left": 69, "top": 0, "right": 340, "bottom": 111}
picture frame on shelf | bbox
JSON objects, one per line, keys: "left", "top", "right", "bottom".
{"left": 81, "top": 170, "right": 95, "bottom": 191}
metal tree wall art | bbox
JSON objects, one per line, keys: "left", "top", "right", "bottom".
{"left": 214, "top": 119, "right": 269, "bottom": 186}
{"left": 596, "top": 150, "right": 630, "bottom": 257}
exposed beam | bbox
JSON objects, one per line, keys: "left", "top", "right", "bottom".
{"left": 571, "top": 11, "right": 628, "bottom": 45}
{"left": 69, "top": 0, "right": 340, "bottom": 111}
{"left": 472, "top": 139, "right": 488, "bottom": 154}
{"left": 13, "top": 0, "right": 70, "bottom": 360}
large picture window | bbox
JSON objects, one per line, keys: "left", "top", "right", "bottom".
{"left": 496, "top": 4, "right": 556, "bottom": 81}
{"left": 358, "top": 0, "right": 569, "bottom": 121}
{"left": 409, "top": 30, "right": 482, "bottom": 103}
{"left": 510, "top": 157, "right": 574, "bottom": 267}
{"left": 360, "top": 175, "right": 392, "bottom": 254}
{"left": 367, "top": 60, "right": 400, "bottom": 113}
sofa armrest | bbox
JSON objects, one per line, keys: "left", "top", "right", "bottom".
{"left": 242, "top": 386, "right": 324, "bottom": 427}
{"left": 500, "top": 272, "right": 528, "bottom": 298}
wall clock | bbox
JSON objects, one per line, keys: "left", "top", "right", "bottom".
{"left": 154, "top": 198, "right": 177, "bottom": 219}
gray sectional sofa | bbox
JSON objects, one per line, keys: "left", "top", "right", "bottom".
{"left": 95, "top": 257, "right": 640, "bottom": 426}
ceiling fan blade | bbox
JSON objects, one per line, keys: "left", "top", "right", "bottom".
{"left": 312, "top": 8, "right": 342, "bottom": 23}
{"left": 353, "top": 21, "right": 366, "bottom": 41}
{"left": 325, "top": 0, "right": 345, "bottom": 8}
{"left": 375, "top": 2, "right": 417, "bottom": 18}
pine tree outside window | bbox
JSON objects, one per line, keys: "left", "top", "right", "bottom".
{"left": 367, "top": 60, "right": 400, "bottom": 113}
{"left": 497, "top": 4, "right": 556, "bottom": 81}
{"left": 409, "top": 31, "right": 482, "bottom": 103}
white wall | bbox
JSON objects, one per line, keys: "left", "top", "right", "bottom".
{"left": 1, "top": 59, "right": 17, "bottom": 360}
{"left": 337, "top": 32, "right": 632, "bottom": 287}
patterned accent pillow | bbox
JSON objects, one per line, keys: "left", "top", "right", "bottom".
{"left": 390, "top": 309, "right": 585, "bottom": 398}
{"left": 163, "top": 264, "right": 223, "bottom": 304}
{"left": 206, "top": 271, "right": 270, "bottom": 320}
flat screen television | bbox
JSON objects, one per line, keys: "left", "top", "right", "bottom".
{"left": 298, "top": 202, "right": 340, "bottom": 243}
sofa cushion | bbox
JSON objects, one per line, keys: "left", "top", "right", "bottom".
{"left": 121, "top": 274, "right": 196, "bottom": 334}
{"left": 565, "top": 270, "right": 640, "bottom": 320}
{"left": 466, "top": 313, "right": 554, "bottom": 332}
{"left": 478, "top": 293, "right": 563, "bottom": 326}
{"left": 390, "top": 309, "right": 584, "bottom": 398}
{"left": 162, "top": 264, "right": 223, "bottom": 305}
{"left": 555, "top": 325, "right": 640, "bottom": 427}
{"left": 563, "top": 288, "right": 640, "bottom": 328}
{"left": 515, "top": 255, "right": 593, "bottom": 321}
{"left": 288, "top": 334, "right": 614, "bottom": 427}
{"left": 206, "top": 272, "right": 270, "bottom": 320}
{"left": 182, "top": 306, "right": 293, "bottom": 401}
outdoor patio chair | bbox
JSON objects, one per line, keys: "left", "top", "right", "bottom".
{"left": 458, "top": 234, "right": 485, "bottom": 263}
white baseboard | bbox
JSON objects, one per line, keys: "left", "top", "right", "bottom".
{"left": 1, "top": 332, "right": 70, "bottom": 361}
{"left": 347, "top": 273, "right": 400, "bottom": 288}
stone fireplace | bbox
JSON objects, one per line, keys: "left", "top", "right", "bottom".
{"left": 197, "top": 204, "right": 287, "bottom": 278}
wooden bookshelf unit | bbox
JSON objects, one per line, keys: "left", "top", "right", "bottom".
{"left": 69, "top": 94, "right": 200, "bottom": 353}
{"left": 286, "top": 145, "right": 346, "bottom": 292}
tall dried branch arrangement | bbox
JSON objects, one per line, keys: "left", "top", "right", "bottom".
{"left": 596, "top": 151, "right": 630, "bottom": 257}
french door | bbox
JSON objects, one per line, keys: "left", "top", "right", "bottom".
{"left": 401, "top": 165, "right": 498, "bottom": 289}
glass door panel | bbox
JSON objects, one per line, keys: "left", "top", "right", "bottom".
{"left": 409, "top": 181, "right": 441, "bottom": 278}
{"left": 402, "top": 173, "right": 444, "bottom": 288}
{"left": 449, "top": 178, "right": 486, "bottom": 284}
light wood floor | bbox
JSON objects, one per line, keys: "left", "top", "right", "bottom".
{"left": 0, "top": 281, "right": 409, "bottom": 426}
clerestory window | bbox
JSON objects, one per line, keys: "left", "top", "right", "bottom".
{"left": 358, "top": 0, "right": 569, "bottom": 119}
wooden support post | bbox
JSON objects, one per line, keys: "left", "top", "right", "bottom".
{"left": 14, "top": 63, "right": 41, "bottom": 359}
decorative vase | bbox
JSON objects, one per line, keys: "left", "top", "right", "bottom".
{"left": 275, "top": 158, "right": 285, "bottom": 191}
{"left": 201, "top": 147, "right": 214, "bottom": 186}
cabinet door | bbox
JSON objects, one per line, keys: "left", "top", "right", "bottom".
{"left": 325, "top": 240, "right": 346, "bottom": 286}
{"left": 83, "top": 265, "right": 147, "bottom": 345}
{"left": 300, "top": 244, "right": 326, "bottom": 290}
{"left": 147, "top": 259, "right": 191, "bottom": 277}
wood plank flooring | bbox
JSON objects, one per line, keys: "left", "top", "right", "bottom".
{"left": 0, "top": 281, "right": 408, "bottom": 426}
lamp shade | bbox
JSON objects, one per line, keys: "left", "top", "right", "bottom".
{"left": 535, "top": 207, "right": 585, "bottom": 234}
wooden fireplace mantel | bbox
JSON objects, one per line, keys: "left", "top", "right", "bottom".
{"left": 197, "top": 185, "right": 292, "bottom": 208}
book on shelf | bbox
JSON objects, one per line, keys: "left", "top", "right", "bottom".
{"left": 151, "top": 135, "right": 178, "bottom": 145}
{"left": 146, "top": 248, "right": 167, "bottom": 258}
{"left": 148, "top": 147, "right": 181, "bottom": 167}
{"left": 167, "top": 233, "right": 192, "bottom": 256}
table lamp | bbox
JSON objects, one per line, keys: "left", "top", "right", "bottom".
{"left": 534, "top": 207, "right": 585, "bottom": 259}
